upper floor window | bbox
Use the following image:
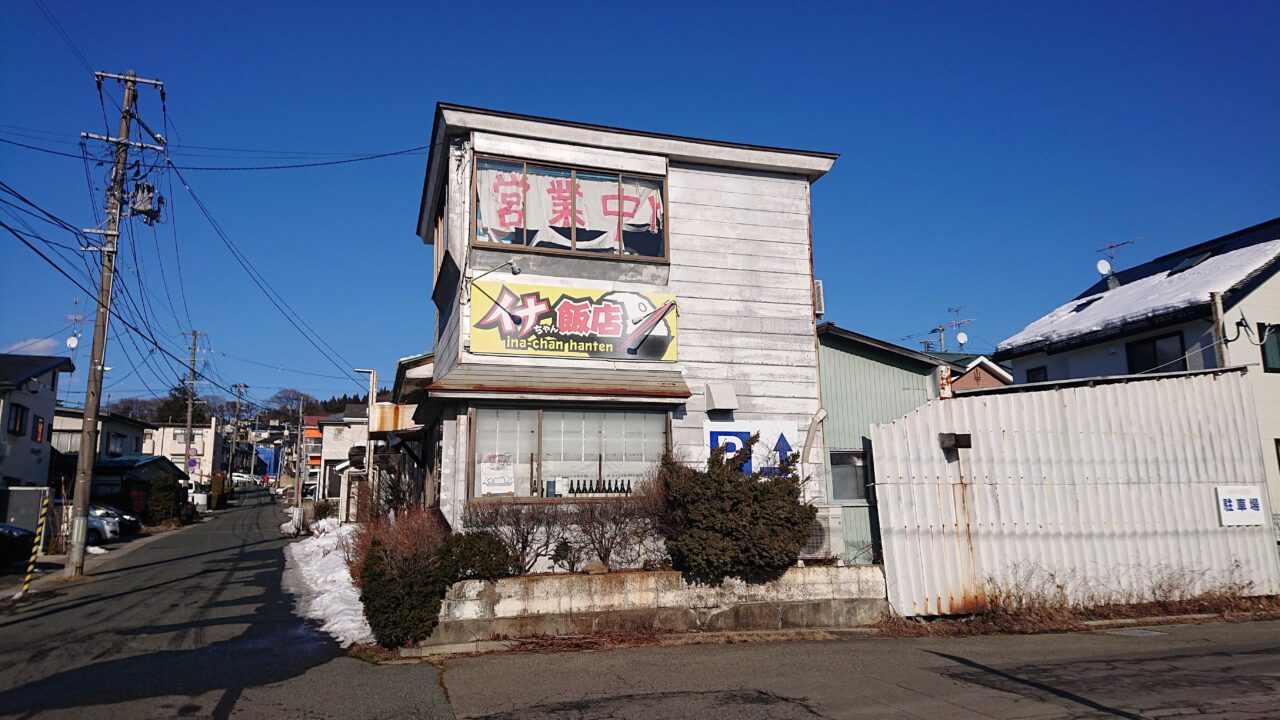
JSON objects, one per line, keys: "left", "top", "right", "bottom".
{"left": 6, "top": 404, "right": 28, "bottom": 435}
{"left": 1025, "top": 366, "right": 1048, "bottom": 383}
{"left": 31, "top": 415, "right": 46, "bottom": 444}
{"left": 474, "top": 156, "right": 666, "bottom": 261}
{"left": 107, "top": 432, "right": 126, "bottom": 458}
{"left": 1126, "top": 332, "right": 1186, "bottom": 374}
{"left": 1260, "top": 323, "right": 1279, "bottom": 373}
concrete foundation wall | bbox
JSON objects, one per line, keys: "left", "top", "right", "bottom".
{"left": 426, "top": 565, "right": 887, "bottom": 645}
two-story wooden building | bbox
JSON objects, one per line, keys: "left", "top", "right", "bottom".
{"left": 413, "top": 105, "right": 840, "bottom": 554}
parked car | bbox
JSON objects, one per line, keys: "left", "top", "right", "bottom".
{"left": 0, "top": 524, "right": 36, "bottom": 565}
{"left": 91, "top": 503, "right": 142, "bottom": 535}
{"left": 53, "top": 501, "right": 121, "bottom": 545}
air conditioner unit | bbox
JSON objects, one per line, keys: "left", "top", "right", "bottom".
{"left": 813, "top": 280, "right": 825, "bottom": 317}
{"left": 800, "top": 517, "right": 830, "bottom": 558}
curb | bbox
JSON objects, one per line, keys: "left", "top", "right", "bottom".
{"left": 399, "top": 640, "right": 517, "bottom": 658}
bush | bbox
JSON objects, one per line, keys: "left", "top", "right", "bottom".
{"left": 313, "top": 499, "right": 335, "bottom": 521}
{"left": 360, "top": 537, "right": 450, "bottom": 648}
{"left": 148, "top": 475, "right": 182, "bottom": 524}
{"left": 179, "top": 502, "right": 198, "bottom": 525}
{"left": 463, "top": 502, "right": 564, "bottom": 573}
{"left": 354, "top": 514, "right": 517, "bottom": 648}
{"left": 342, "top": 509, "right": 448, "bottom": 591}
{"left": 551, "top": 537, "right": 585, "bottom": 573}
{"left": 659, "top": 436, "right": 815, "bottom": 586}
{"left": 569, "top": 492, "right": 664, "bottom": 571}
{"left": 437, "top": 531, "right": 518, "bottom": 581}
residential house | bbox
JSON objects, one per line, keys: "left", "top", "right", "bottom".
{"left": 995, "top": 216, "right": 1280, "bottom": 534}
{"left": 319, "top": 404, "right": 367, "bottom": 501}
{"left": 142, "top": 418, "right": 228, "bottom": 486}
{"left": 816, "top": 323, "right": 958, "bottom": 563}
{"left": 303, "top": 415, "right": 323, "bottom": 484}
{"left": 51, "top": 404, "right": 155, "bottom": 464}
{"left": 928, "top": 352, "right": 1013, "bottom": 391}
{"left": 0, "top": 354, "right": 74, "bottom": 487}
{"left": 84, "top": 454, "right": 188, "bottom": 519}
{"left": 413, "top": 104, "right": 837, "bottom": 552}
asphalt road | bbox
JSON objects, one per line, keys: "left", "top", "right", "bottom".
{"left": 440, "top": 621, "right": 1280, "bottom": 719}
{"left": 0, "top": 489, "right": 451, "bottom": 720}
{"left": 2, "top": 492, "right": 1277, "bottom": 719}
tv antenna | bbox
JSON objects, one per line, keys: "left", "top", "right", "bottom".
{"left": 1097, "top": 237, "right": 1141, "bottom": 265}
{"left": 934, "top": 306, "right": 974, "bottom": 352}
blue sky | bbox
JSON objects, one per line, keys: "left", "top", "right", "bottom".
{"left": 2, "top": 1, "right": 1277, "bottom": 409}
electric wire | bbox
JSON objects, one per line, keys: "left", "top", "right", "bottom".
{"left": 166, "top": 161, "right": 364, "bottom": 388}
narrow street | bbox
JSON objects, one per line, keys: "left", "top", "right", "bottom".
{"left": 0, "top": 491, "right": 450, "bottom": 719}
{"left": 1, "top": 490, "right": 1277, "bottom": 719}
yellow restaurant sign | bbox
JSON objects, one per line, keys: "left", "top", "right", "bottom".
{"left": 470, "top": 280, "right": 677, "bottom": 361}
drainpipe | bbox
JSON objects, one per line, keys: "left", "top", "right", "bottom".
{"left": 800, "top": 407, "right": 828, "bottom": 496}
{"left": 1210, "top": 291, "right": 1228, "bottom": 368}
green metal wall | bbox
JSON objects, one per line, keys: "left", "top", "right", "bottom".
{"left": 818, "top": 335, "right": 939, "bottom": 450}
{"left": 819, "top": 332, "right": 939, "bottom": 564}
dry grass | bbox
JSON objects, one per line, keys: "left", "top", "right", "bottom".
{"left": 872, "top": 593, "right": 1280, "bottom": 638}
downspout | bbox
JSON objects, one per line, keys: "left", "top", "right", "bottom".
{"left": 1210, "top": 291, "right": 1228, "bottom": 368}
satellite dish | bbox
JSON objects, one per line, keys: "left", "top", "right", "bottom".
{"left": 1096, "top": 258, "right": 1112, "bottom": 276}
{"left": 956, "top": 331, "right": 969, "bottom": 347}
{"left": 66, "top": 335, "right": 79, "bottom": 350}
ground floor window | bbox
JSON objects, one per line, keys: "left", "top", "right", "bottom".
{"left": 473, "top": 406, "right": 667, "bottom": 500}
{"left": 829, "top": 450, "right": 868, "bottom": 502}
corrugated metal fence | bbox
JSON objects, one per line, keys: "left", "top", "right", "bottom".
{"left": 872, "top": 367, "right": 1280, "bottom": 616}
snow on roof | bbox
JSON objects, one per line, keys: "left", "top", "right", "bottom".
{"left": 999, "top": 236, "right": 1280, "bottom": 354}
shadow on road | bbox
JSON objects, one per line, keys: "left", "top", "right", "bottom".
{"left": 0, "top": 493, "right": 343, "bottom": 719}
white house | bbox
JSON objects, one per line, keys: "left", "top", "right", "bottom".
{"left": 412, "top": 104, "right": 840, "bottom": 552}
{"left": 0, "top": 354, "right": 74, "bottom": 487}
{"left": 142, "top": 418, "right": 227, "bottom": 486}
{"left": 996, "top": 217, "right": 1280, "bottom": 536}
{"left": 52, "top": 404, "right": 155, "bottom": 463}
{"left": 319, "top": 404, "right": 367, "bottom": 501}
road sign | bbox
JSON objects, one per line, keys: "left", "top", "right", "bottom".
{"left": 187, "top": 458, "right": 198, "bottom": 468}
{"left": 187, "top": 447, "right": 199, "bottom": 457}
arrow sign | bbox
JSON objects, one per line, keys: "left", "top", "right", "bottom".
{"left": 773, "top": 434, "right": 793, "bottom": 457}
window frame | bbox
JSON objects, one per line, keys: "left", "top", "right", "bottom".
{"left": 1125, "top": 331, "right": 1186, "bottom": 375}
{"left": 471, "top": 153, "right": 670, "bottom": 265}
{"left": 31, "top": 415, "right": 46, "bottom": 444}
{"left": 7, "top": 403, "right": 28, "bottom": 435}
{"left": 1259, "top": 323, "right": 1280, "bottom": 373}
{"left": 1025, "top": 366, "right": 1048, "bottom": 383}
{"left": 828, "top": 449, "right": 870, "bottom": 506}
{"left": 466, "top": 403, "right": 672, "bottom": 505}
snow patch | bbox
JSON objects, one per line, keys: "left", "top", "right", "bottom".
{"left": 282, "top": 518, "right": 373, "bottom": 647}
{"left": 87, "top": 546, "right": 108, "bottom": 555}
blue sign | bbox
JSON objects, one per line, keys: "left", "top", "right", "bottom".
{"left": 186, "top": 458, "right": 198, "bottom": 468}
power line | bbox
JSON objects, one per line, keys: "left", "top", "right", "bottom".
{"left": 208, "top": 348, "right": 355, "bottom": 380}
{"left": 166, "top": 161, "right": 364, "bottom": 389}
{"left": 2, "top": 218, "right": 271, "bottom": 413}
{"left": 0, "top": 137, "right": 428, "bottom": 170}
{"left": 31, "top": 0, "right": 93, "bottom": 74}
{"left": 2, "top": 324, "right": 72, "bottom": 353}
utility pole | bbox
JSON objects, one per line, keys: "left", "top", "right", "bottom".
{"left": 230, "top": 383, "right": 248, "bottom": 476}
{"left": 183, "top": 331, "right": 201, "bottom": 486}
{"left": 295, "top": 398, "right": 304, "bottom": 510}
{"left": 68, "top": 70, "right": 164, "bottom": 577}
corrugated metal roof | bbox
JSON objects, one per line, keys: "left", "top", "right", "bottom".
{"left": 428, "top": 364, "right": 691, "bottom": 400}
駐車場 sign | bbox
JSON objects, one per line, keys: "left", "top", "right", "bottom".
{"left": 470, "top": 280, "right": 677, "bottom": 361}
